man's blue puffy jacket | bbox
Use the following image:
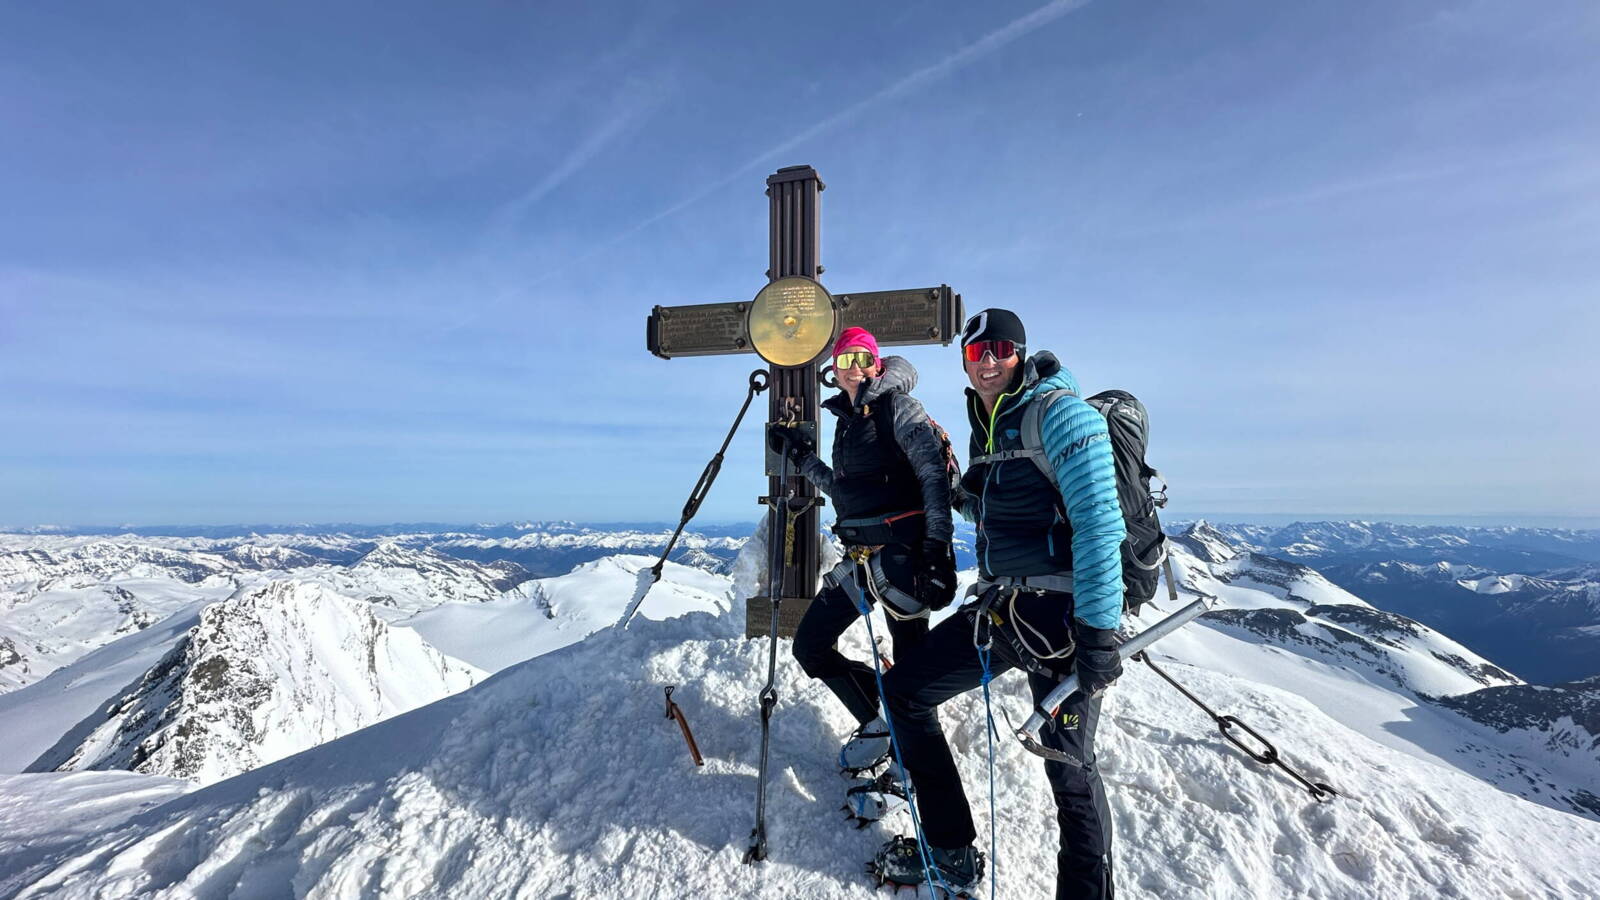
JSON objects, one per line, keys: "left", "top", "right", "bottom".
{"left": 957, "top": 351, "right": 1125, "bottom": 631}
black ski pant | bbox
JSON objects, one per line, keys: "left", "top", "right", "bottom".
{"left": 792, "top": 581, "right": 929, "bottom": 725}
{"left": 881, "top": 591, "right": 1115, "bottom": 900}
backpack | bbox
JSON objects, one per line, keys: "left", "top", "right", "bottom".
{"left": 1004, "top": 387, "right": 1169, "bottom": 615}
{"left": 869, "top": 394, "right": 964, "bottom": 500}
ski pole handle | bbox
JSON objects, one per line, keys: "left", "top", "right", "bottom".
{"left": 1018, "top": 598, "right": 1212, "bottom": 750}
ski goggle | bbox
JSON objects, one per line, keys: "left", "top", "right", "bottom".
{"left": 962, "top": 339, "right": 1017, "bottom": 363}
{"left": 834, "top": 350, "right": 876, "bottom": 370}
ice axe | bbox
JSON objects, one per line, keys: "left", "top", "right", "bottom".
{"left": 1015, "top": 595, "right": 1212, "bottom": 765}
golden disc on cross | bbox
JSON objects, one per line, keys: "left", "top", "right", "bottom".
{"left": 747, "top": 276, "right": 837, "bottom": 367}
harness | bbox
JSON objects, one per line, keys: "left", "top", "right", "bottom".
{"left": 824, "top": 544, "right": 926, "bottom": 621}
{"left": 965, "top": 580, "right": 1077, "bottom": 679}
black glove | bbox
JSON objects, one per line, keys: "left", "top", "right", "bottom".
{"left": 1071, "top": 623, "right": 1123, "bottom": 698}
{"left": 766, "top": 424, "right": 814, "bottom": 463}
{"left": 917, "top": 539, "right": 958, "bottom": 610}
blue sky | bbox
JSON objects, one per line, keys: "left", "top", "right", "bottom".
{"left": 2, "top": 0, "right": 1597, "bottom": 527}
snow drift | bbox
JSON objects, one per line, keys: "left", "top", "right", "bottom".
{"left": 4, "top": 543, "right": 1599, "bottom": 899}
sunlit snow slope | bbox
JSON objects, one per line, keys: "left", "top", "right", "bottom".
{"left": 3, "top": 539, "right": 1599, "bottom": 899}
{"left": 26, "top": 582, "right": 483, "bottom": 785}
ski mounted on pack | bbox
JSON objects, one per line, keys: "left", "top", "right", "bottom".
{"left": 618, "top": 370, "right": 769, "bottom": 629}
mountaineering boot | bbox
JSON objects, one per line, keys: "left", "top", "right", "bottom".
{"left": 843, "top": 767, "right": 910, "bottom": 827}
{"left": 868, "top": 836, "right": 984, "bottom": 897}
{"left": 839, "top": 715, "right": 892, "bottom": 775}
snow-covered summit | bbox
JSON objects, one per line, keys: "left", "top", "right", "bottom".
{"left": 1169, "top": 520, "right": 1238, "bottom": 563}
{"left": 26, "top": 581, "right": 483, "bottom": 785}
{"left": 4, "top": 544, "right": 1599, "bottom": 899}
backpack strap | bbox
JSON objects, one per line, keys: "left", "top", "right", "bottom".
{"left": 968, "top": 388, "right": 1077, "bottom": 492}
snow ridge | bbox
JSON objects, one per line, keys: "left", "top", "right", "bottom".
{"left": 27, "top": 581, "right": 482, "bottom": 785}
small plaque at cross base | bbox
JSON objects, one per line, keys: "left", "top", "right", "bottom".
{"left": 744, "top": 596, "right": 814, "bottom": 639}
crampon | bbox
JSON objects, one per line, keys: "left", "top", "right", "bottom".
{"left": 866, "top": 835, "right": 983, "bottom": 898}
{"left": 843, "top": 770, "right": 910, "bottom": 828}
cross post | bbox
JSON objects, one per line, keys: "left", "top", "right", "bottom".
{"left": 645, "top": 165, "right": 963, "bottom": 637}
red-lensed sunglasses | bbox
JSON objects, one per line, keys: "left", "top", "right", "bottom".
{"left": 963, "top": 340, "right": 1017, "bottom": 363}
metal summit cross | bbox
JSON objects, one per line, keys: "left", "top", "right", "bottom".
{"left": 645, "top": 165, "right": 963, "bottom": 638}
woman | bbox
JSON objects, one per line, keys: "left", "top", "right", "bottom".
{"left": 768, "top": 326, "right": 958, "bottom": 796}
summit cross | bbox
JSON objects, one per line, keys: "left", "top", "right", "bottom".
{"left": 645, "top": 165, "right": 963, "bottom": 637}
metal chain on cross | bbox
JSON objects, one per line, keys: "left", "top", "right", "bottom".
{"left": 778, "top": 399, "right": 806, "bottom": 575}
{"left": 746, "top": 394, "right": 817, "bottom": 864}
{"left": 619, "top": 369, "right": 770, "bottom": 628}
{"left": 1133, "top": 650, "right": 1340, "bottom": 802}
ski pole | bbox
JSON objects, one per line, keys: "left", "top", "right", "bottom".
{"left": 1015, "top": 596, "right": 1211, "bottom": 764}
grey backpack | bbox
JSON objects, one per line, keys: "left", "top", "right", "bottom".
{"left": 972, "top": 388, "right": 1168, "bottom": 614}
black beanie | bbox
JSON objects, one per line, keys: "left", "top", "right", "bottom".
{"left": 960, "top": 308, "right": 1026, "bottom": 352}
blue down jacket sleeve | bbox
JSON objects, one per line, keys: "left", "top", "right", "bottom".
{"left": 1039, "top": 392, "right": 1125, "bottom": 631}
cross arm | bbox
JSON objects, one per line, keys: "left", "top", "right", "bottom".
{"left": 646, "top": 285, "right": 963, "bottom": 360}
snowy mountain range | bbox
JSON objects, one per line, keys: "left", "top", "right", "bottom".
{"left": 0, "top": 529, "right": 738, "bottom": 789}
{"left": 0, "top": 528, "right": 746, "bottom": 697}
{"left": 1178, "top": 522, "right": 1600, "bottom": 687}
{"left": 2, "top": 522, "right": 1599, "bottom": 897}
{"left": 1, "top": 526, "right": 1598, "bottom": 898}
{"left": 1198, "top": 520, "right": 1600, "bottom": 569}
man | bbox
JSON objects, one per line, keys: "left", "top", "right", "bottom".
{"left": 876, "top": 308, "right": 1126, "bottom": 899}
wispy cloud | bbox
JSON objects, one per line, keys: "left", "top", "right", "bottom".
{"left": 627, "top": 0, "right": 1095, "bottom": 235}
{"left": 1251, "top": 145, "right": 1583, "bottom": 212}
{"left": 444, "top": 0, "right": 1094, "bottom": 331}
{"left": 493, "top": 104, "right": 649, "bottom": 225}
{"left": 488, "top": 74, "right": 672, "bottom": 234}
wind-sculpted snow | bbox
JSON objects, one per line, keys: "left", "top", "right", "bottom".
{"left": 1199, "top": 605, "right": 1517, "bottom": 697}
{"left": 0, "top": 575, "right": 238, "bottom": 694}
{"left": 26, "top": 581, "right": 483, "bottom": 785}
{"left": 4, "top": 554, "right": 1600, "bottom": 898}
{"left": 5, "top": 523, "right": 1600, "bottom": 896}
{"left": 404, "top": 555, "right": 730, "bottom": 673}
